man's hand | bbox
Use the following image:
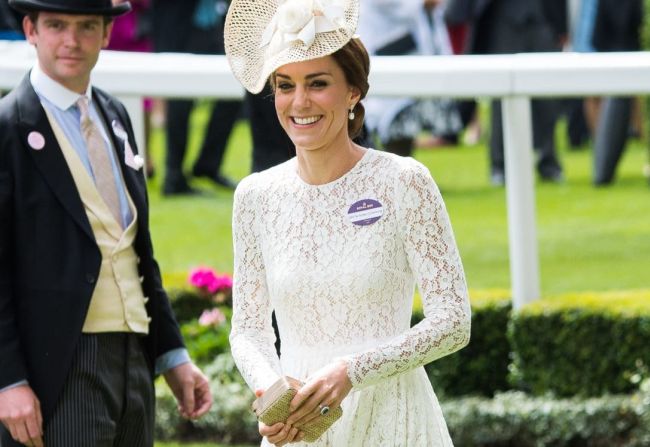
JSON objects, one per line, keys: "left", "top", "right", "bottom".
{"left": 0, "top": 385, "right": 43, "bottom": 447}
{"left": 163, "top": 362, "right": 212, "bottom": 419}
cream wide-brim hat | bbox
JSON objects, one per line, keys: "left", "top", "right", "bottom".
{"left": 224, "top": 0, "right": 359, "bottom": 94}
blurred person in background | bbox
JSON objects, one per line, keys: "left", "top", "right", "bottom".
{"left": 446, "top": 0, "right": 567, "bottom": 186}
{"left": 357, "top": 0, "right": 463, "bottom": 157}
{"left": 246, "top": 84, "right": 295, "bottom": 173}
{"left": 558, "top": 0, "right": 595, "bottom": 150}
{"left": 0, "top": 0, "right": 23, "bottom": 40}
{"left": 591, "top": 0, "right": 643, "bottom": 185}
{"left": 566, "top": 0, "right": 599, "bottom": 146}
{"left": 444, "top": 13, "right": 483, "bottom": 148}
{"left": 109, "top": 0, "right": 151, "bottom": 56}
{"left": 0, "top": 1, "right": 24, "bottom": 97}
{"left": 152, "top": 0, "right": 239, "bottom": 195}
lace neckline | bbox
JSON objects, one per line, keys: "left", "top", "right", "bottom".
{"left": 291, "top": 148, "right": 373, "bottom": 189}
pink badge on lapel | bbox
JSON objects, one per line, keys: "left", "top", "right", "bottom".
{"left": 27, "top": 131, "right": 45, "bottom": 150}
{"left": 112, "top": 120, "right": 144, "bottom": 171}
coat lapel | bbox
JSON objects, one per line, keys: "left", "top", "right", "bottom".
{"left": 93, "top": 91, "right": 148, "bottom": 227}
{"left": 15, "top": 76, "right": 95, "bottom": 241}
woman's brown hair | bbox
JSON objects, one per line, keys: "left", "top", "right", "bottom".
{"left": 331, "top": 37, "right": 370, "bottom": 140}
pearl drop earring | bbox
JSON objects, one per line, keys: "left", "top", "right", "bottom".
{"left": 348, "top": 105, "right": 355, "bottom": 121}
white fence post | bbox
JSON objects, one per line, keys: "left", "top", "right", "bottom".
{"left": 502, "top": 96, "right": 541, "bottom": 310}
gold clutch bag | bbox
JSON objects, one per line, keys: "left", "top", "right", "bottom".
{"left": 252, "top": 376, "right": 343, "bottom": 443}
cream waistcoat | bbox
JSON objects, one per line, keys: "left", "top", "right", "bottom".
{"left": 44, "top": 109, "right": 150, "bottom": 334}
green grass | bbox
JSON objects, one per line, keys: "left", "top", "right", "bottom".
{"left": 146, "top": 102, "right": 650, "bottom": 296}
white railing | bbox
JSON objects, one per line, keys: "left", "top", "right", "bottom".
{"left": 3, "top": 40, "right": 650, "bottom": 310}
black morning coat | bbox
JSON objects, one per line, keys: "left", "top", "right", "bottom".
{"left": 0, "top": 74, "right": 184, "bottom": 434}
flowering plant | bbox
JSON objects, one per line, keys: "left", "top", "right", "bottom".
{"left": 176, "top": 267, "right": 234, "bottom": 364}
{"left": 188, "top": 266, "right": 233, "bottom": 306}
{"left": 182, "top": 310, "right": 231, "bottom": 364}
{"left": 198, "top": 307, "right": 227, "bottom": 327}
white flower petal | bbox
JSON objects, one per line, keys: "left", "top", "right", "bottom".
{"left": 298, "top": 17, "right": 317, "bottom": 46}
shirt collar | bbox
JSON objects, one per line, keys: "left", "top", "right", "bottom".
{"left": 30, "top": 63, "right": 94, "bottom": 111}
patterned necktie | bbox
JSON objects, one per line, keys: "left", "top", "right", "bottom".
{"left": 77, "top": 96, "right": 122, "bottom": 227}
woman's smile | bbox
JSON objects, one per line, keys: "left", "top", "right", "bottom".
{"left": 292, "top": 115, "right": 322, "bottom": 125}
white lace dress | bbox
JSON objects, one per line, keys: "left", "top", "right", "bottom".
{"left": 230, "top": 149, "right": 471, "bottom": 447}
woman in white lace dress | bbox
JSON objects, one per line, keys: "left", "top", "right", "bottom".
{"left": 224, "top": 0, "right": 471, "bottom": 445}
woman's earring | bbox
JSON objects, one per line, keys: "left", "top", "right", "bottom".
{"left": 348, "top": 105, "right": 355, "bottom": 121}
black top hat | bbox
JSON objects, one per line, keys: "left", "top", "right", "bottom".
{"left": 9, "top": 0, "right": 131, "bottom": 17}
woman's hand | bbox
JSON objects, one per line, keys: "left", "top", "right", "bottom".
{"left": 285, "top": 360, "right": 352, "bottom": 428}
{"left": 255, "top": 389, "right": 304, "bottom": 446}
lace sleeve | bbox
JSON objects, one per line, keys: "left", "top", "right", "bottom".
{"left": 230, "top": 176, "right": 282, "bottom": 392}
{"left": 343, "top": 161, "right": 471, "bottom": 389}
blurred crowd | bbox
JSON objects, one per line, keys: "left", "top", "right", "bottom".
{"left": 1, "top": 0, "right": 647, "bottom": 189}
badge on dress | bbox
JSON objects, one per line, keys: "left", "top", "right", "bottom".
{"left": 347, "top": 199, "right": 383, "bottom": 226}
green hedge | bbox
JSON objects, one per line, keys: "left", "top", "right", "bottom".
{"left": 169, "top": 289, "right": 213, "bottom": 324}
{"left": 155, "top": 358, "right": 650, "bottom": 447}
{"left": 156, "top": 353, "right": 259, "bottom": 444}
{"left": 169, "top": 289, "right": 233, "bottom": 365}
{"left": 509, "top": 291, "right": 650, "bottom": 397}
{"left": 413, "top": 289, "right": 512, "bottom": 397}
{"left": 180, "top": 311, "right": 231, "bottom": 365}
{"left": 442, "top": 389, "right": 650, "bottom": 447}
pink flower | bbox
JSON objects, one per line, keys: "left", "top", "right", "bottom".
{"left": 198, "top": 308, "right": 226, "bottom": 327}
{"left": 207, "top": 274, "right": 233, "bottom": 294}
{"left": 189, "top": 267, "right": 232, "bottom": 294}
{"left": 189, "top": 267, "right": 215, "bottom": 288}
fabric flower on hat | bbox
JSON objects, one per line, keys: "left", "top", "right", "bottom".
{"left": 261, "top": 0, "right": 346, "bottom": 56}
{"left": 315, "top": 0, "right": 346, "bottom": 25}
{"left": 277, "top": 0, "right": 313, "bottom": 33}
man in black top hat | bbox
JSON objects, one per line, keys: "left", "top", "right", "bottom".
{"left": 0, "top": 1, "right": 212, "bottom": 446}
